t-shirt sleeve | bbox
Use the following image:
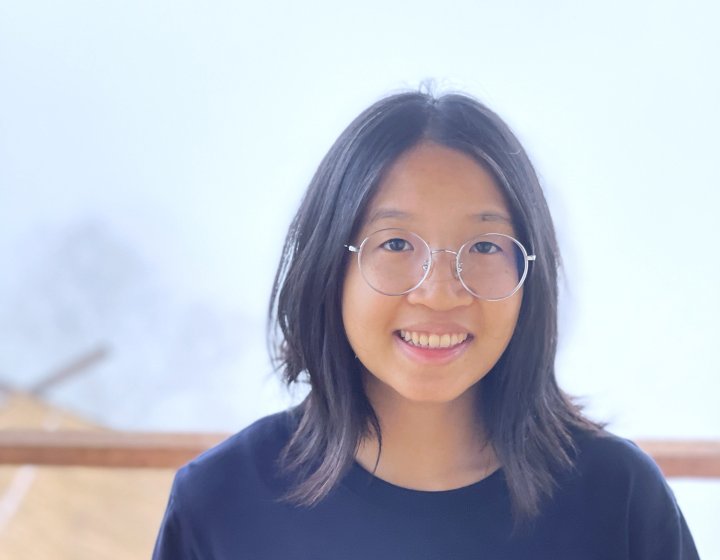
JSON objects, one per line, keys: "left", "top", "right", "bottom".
{"left": 152, "top": 469, "right": 199, "bottom": 560}
{"left": 624, "top": 442, "right": 700, "bottom": 560}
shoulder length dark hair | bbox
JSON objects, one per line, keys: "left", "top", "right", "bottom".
{"left": 268, "top": 89, "right": 600, "bottom": 524}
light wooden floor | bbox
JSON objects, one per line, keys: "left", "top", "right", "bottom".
{"left": 0, "top": 395, "right": 175, "bottom": 560}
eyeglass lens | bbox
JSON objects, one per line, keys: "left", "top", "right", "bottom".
{"left": 358, "top": 229, "right": 527, "bottom": 300}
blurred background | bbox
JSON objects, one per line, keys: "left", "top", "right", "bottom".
{"left": 1, "top": 0, "right": 718, "bottom": 557}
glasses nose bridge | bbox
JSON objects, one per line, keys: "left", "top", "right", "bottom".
{"left": 425, "top": 247, "right": 461, "bottom": 282}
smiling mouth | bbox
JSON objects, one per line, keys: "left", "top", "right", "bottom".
{"left": 396, "top": 330, "right": 472, "bottom": 349}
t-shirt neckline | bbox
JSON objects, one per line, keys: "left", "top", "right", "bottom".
{"left": 341, "top": 460, "right": 506, "bottom": 514}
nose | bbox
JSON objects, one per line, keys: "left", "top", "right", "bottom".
{"left": 405, "top": 250, "right": 474, "bottom": 309}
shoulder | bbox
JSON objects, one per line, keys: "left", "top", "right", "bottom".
{"left": 190, "top": 407, "right": 297, "bottom": 466}
{"left": 153, "top": 410, "right": 301, "bottom": 558}
{"left": 172, "top": 408, "right": 299, "bottom": 506}
{"left": 560, "top": 429, "right": 698, "bottom": 559}
{"left": 567, "top": 428, "right": 673, "bottom": 505}
{"left": 572, "top": 429, "right": 662, "bottom": 482}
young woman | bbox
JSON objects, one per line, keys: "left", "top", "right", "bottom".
{"left": 153, "top": 90, "right": 699, "bottom": 559}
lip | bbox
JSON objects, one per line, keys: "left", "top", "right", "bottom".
{"left": 394, "top": 330, "right": 473, "bottom": 365}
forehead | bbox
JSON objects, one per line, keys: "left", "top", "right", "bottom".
{"left": 361, "top": 142, "right": 513, "bottom": 233}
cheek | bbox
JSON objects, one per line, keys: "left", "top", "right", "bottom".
{"left": 341, "top": 268, "right": 373, "bottom": 350}
{"left": 495, "top": 294, "right": 523, "bottom": 343}
{"left": 341, "top": 270, "right": 394, "bottom": 355}
{"left": 480, "top": 293, "right": 523, "bottom": 348}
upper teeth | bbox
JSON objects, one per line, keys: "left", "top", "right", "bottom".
{"left": 399, "top": 330, "right": 469, "bottom": 349}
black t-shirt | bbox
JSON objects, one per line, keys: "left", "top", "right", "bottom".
{"left": 152, "top": 410, "right": 700, "bottom": 559}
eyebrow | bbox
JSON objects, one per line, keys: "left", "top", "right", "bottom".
{"left": 365, "top": 208, "right": 513, "bottom": 225}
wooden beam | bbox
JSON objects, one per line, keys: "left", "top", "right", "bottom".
{"left": 637, "top": 440, "right": 720, "bottom": 478}
{"left": 0, "top": 431, "right": 718, "bottom": 476}
{"left": 0, "top": 430, "right": 227, "bottom": 468}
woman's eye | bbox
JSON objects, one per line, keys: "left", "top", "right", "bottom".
{"left": 381, "top": 238, "right": 412, "bottom": 252}
{"left": 472, "top": 241, "right": 501, "bottom": 254}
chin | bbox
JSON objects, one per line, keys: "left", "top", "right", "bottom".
{"left": 390, "top": 380, "right": 477, "bottom": 406}
{"left": 361, "top": 366, "right": 483, "bottom": 408}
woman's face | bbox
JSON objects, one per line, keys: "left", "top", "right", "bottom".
{"left": 341, "top": 142, "right": 523, "bottom": 406}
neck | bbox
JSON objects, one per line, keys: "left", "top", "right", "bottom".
{"left": 355, "top": 373, "right": 498, "bottom": 491}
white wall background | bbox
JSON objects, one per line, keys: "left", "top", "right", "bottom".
{"left": 1, "top": 0, "right": 718, "bottom": 555}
